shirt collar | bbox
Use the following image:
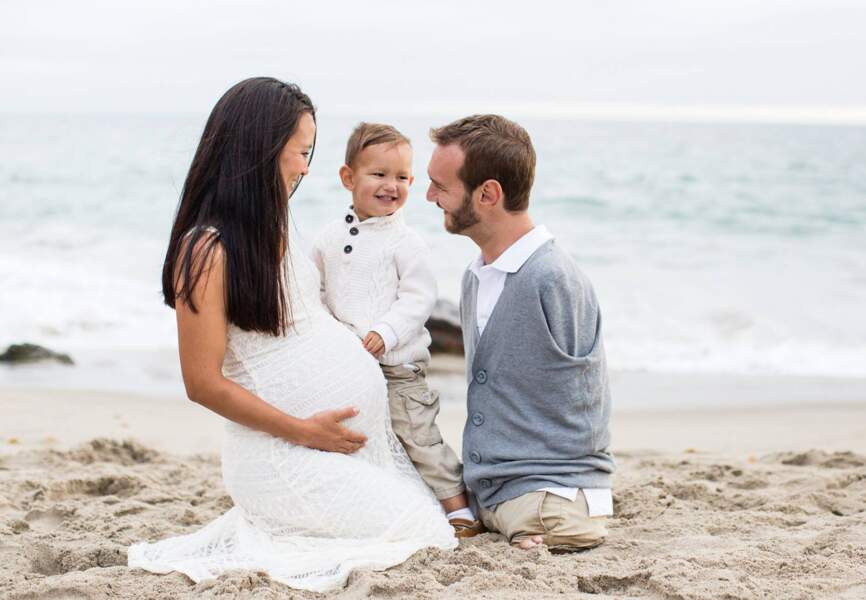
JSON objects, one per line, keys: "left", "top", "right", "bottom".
{"left": 469, "top": 225, "right": 554, "bottom": 277}
{"left": 347, "top": 205, "right": 404, "bottom": 228}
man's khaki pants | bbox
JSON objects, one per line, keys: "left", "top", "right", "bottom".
{"left": 381, "top": 363, "right": 465, "bottom": 500}
{"left": 478, "top": 490, "right": 608, "bottom": 551}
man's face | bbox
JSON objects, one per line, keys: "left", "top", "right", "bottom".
{"left": 426, "top": 144, "right": 480, "bottom": 234}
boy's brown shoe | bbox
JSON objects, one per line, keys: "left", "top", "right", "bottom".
{"left": 449, "top": 518, "right": 486, "bottom": 539}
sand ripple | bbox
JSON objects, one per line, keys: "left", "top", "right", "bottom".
{"left": 2, "top": 439, "right": 865, "bottom": 599}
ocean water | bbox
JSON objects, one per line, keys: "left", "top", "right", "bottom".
{"left": 1, "top": 113, "right": 865, "bottom": 394}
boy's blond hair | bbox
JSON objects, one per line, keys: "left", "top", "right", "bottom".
{"left": 345, "top": 122, "right": 411, "bottom": 167}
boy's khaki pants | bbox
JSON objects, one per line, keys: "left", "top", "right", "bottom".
{"left": 381, "top": 363, "right": 465, "bottom": 500}
{"left": 477, "top": 490, "right": 608, "bottom": 551}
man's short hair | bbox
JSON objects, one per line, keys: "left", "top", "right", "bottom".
{"left": 345, "top": 122, "right": 411, "bottom": 167}
{"left": 430, "top": 114, "right": 536, "bottom": 212}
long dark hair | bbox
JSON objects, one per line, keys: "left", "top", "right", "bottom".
{"left": 161, "top": 77, "right": 315, "bottom": 335}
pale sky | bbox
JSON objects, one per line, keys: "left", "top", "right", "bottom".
{"left": 2, "top": 0, "right": 865, "bottom": 121}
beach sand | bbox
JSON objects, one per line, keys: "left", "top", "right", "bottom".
{"left": 2, "top": 363, "right": 866, "bottom": 599}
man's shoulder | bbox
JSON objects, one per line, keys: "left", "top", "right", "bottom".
{"left": 522, "top": 240, "right": 580, "bottom": 276}
{"left": 522, "top": 241, "right": 594, "bottom": 295}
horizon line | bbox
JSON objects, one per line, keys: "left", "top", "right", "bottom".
{"left": 2, "top": 103, "right": 866, "bottom": 126}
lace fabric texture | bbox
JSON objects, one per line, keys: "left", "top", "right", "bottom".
{"left": 128, "top": 247, "right": 456, "bottom": 591}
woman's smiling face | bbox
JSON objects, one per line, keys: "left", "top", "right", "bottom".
{"left": 278, "top": 111, "right": 316, "bottom": 196}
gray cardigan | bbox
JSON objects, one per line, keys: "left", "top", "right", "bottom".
{"left": 460, "top": 239, "right": 615, "bottom": 509}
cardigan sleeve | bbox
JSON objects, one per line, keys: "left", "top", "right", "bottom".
{"left": 371, "top": 231, "right": 437, "bottom": 351}
{"left": 539, "top": 271, "right": 599, "bottom": 359}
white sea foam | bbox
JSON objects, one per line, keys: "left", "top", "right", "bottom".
{"left": 2, "top": 114, "right": 865, "bottom": 395}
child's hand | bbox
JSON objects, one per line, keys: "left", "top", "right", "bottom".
{"left": 362, "top": 331, "right": 385, "bottom": 358}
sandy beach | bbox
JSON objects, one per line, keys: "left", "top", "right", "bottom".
{"left": 2, "top": 363, "right": 866, "bottom": 599}
{"left": 4, "top": 4, "right": 866, "bottom": 596}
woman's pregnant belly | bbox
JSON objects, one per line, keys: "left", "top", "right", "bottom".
{"left": 227, "top": 313, "right": 387, "bottom": 422}
{"left": 220, "top": 316, "right": 409, "bottom": 534}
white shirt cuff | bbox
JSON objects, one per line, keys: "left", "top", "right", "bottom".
{"left": 538, "top": 487, "right": 613, "bottom": 517}
{"left": 371, "top": 322, "right": 399, "bottom": 353}
{"left": 582, "top": 488, "right": 614, "bottom": 517}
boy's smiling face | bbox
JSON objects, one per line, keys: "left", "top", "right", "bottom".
{"left": 340, "top": 142, "right": 414, "bottom": 221}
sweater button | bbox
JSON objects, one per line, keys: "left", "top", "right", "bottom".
{"left": 469, "top": 451, "right": 482, "bottom": 463}
{"left": 349, "top": 227, "right": 359, "bottom": 235}
{"left": 472, "top": 412, "right": 484, "bottom": 426}
{"left": 343, "top": 245, "right": 353, "bottom": 254}
{"left": 475, "top": 369, "right": 487, "bottom": 384}
{"left": 480, "top": 479, "right": 491, "bottom": 488}
{"left": 345, "top": 214, "right": 354, "bottom": 224}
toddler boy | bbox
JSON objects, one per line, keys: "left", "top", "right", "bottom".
{"left": 312, "top": 122, "right": 482, "bottom": 537}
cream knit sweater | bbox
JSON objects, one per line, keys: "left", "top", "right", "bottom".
{"left": 311, "top": 206, "right": 436, "bottom": 367}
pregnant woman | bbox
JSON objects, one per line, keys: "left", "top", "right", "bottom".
{"left": 127, "top": 77, "right": 456, "bottom": 592}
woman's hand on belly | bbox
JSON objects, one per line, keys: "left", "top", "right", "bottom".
{"left": 297, "top": 406, "right": 368, "bottom": 454}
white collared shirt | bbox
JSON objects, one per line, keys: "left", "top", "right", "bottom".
{"left": 469, "top": 225, "right": 554, "bottom": 336}
{"left": 469, "top": 225, "right": 613, "bottom": 517}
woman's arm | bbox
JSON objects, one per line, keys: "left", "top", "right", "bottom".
{"left": 176, "top": 239, "right": 367, "bottom": 454}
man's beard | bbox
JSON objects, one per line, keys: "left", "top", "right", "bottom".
{"left": 445, "top": 191, "right": 480, "bottom": 234}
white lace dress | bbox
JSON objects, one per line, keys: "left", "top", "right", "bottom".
{"left": 127, "top": 246, "right": 457, "bottom": 591}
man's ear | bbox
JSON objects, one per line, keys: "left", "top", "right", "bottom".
{"left": 339, "top": 165, "right": 355, "bottom": 191}
{"left": 478, "top": 179, "right": 503, "bottom": 208}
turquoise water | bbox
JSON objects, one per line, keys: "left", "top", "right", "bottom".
{"left": 1, "top": 114, "right": 865, "bottom": 389}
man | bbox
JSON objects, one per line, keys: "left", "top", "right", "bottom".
{"left": 426, "top": 115, "right": 615, "bottom": 551}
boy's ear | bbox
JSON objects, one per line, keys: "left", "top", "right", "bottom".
{"left": 339, "top": 165, "right": 355, "bottom": 191}
{"left": 408, "top": 175, "right": 415, "bottom": 186}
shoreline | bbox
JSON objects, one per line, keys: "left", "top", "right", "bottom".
{"left": 2, "top": 367, "right": 865, "bottom": 457}
{"left": 6, "top": 351, "right": 865, "bottom": 408}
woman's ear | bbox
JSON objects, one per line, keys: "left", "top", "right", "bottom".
{"left": 339, "top": 165, "right": 355, "bottom": 191}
